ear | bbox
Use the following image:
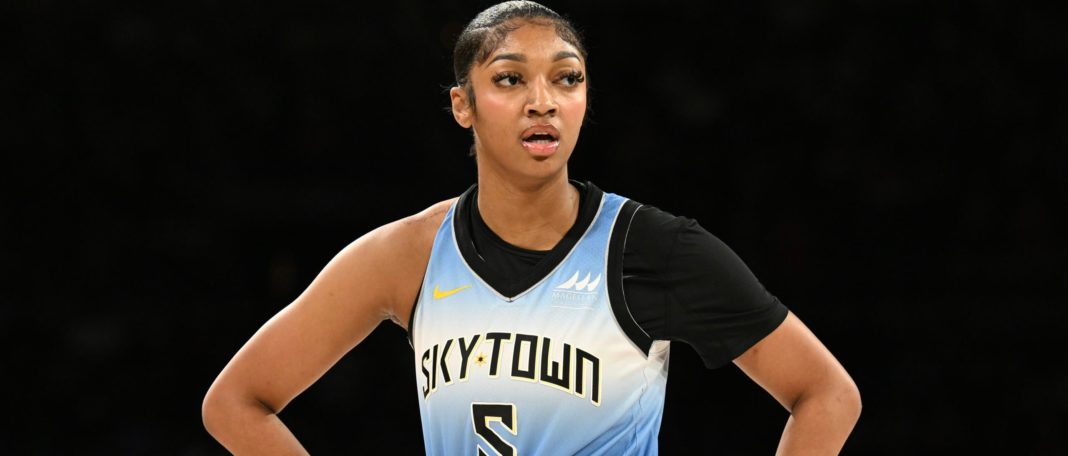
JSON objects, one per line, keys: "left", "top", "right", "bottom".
{"left": 450, "top": 86, "right": 473, "bottom": 129}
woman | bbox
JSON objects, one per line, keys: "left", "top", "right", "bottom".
{"left": 202, "top": 2, "right": 861, "bottom": 454}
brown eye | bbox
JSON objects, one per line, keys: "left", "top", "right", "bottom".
{"left": 558, "top": 71, "right": 585, "bottom": 87}
{"left": 492, "top": 72, "right": 522, "bottom": 87}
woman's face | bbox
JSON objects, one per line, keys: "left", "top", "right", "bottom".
{"left": 451, "top": 22, "right": 587, "bottom": 182}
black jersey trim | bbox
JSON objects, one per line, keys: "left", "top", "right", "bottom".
{"left": 607, "top": 199, "right": 653, "bottom": 355}
{"left": 453, "top": 181, "right": 604, "bottom": 301}
{"left": 406, "top": 285, "right": 420, "bottom": 347}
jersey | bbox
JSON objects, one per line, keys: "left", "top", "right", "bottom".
{"left": 464, "top": 181, "right": 790, "bottom": 371}
{"left": 410, "top": 186, "right": 670, "bottom": 456}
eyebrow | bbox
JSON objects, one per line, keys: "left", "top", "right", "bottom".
{"left": 553, "top": 51, "right": 581, "bottom": 62}
{"left": 486, "top": 51, "right": 582, "bottom": 65}
{"left": 488, "top": 53, "right": 525, "bottom": 64}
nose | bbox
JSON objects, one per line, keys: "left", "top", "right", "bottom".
{"left": 525, "top": 77, "right": 557, "bottom": 117}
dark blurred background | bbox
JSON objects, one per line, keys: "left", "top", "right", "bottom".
{"left": 6, "top": 0, "right": 1065, "bottom": 454}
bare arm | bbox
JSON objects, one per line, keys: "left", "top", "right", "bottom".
{"left": 201, "top": 202, "right": 447, "bottom": 454}
{"left": 733, "top": 311, "right": 862, "bottom": 456}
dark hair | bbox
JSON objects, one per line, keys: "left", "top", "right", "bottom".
{"left": 452, "top": 1, "right": 588, "bottom": 111}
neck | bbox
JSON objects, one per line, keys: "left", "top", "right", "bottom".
{"left": 475, "top": 166, "right": 579, "bottom": 251}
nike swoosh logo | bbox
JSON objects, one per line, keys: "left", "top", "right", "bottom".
{"left": 433, "top": 285, "right": 471, "bottom": 300}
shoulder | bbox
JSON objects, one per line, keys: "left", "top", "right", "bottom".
{"left": 618, "top": 203, "right": 694, "bottom": 265}
{"left": 376, "top": 197, "right": 456, "bottom": 253}
{"left": 338, "top": 198, "right": 453, "bottom": 266}
{"left": 629, "top": 204, "right": 689, "bottom": 236}
{"left": 380, "top": 198, "right": 455, "bottom": 323}
{"left": 617, "top": 202, "right": 746, "bottom": 280}
{"left": 333, "top": 198, "right": 456, "bottom": 327}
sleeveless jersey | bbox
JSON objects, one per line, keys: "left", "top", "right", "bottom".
{"left": 410, "top": 189, "right": 671, "bottom": 456}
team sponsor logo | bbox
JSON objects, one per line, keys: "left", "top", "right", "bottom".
{"left": 554, "top": 271, "right": 601, "bottom": 292}
{"left": 552, "top": 271, "right": 600, "bottom": 306}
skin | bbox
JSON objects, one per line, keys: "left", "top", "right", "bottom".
{"left": 450, "top": 22, "right": 587, "bottom": 250}
{"left": 202, "top": 20, "right": 860, "bottom": 456}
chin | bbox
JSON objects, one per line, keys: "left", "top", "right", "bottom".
{"left": 477, "top": 142, "right": 574, "bottom": 182}
{"left": 529, "top": 156, "right": 573, "bottom": 180}
{"left": 505, "top": 152, "right": 572, "bottom": 184}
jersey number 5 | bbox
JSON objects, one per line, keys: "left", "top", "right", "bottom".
{"left": 471, "top": 403, "right": 517, "bottom": 456}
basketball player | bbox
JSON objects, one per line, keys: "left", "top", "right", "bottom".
{"left": 202, "top": 2, "right": 861, "bottom": 454}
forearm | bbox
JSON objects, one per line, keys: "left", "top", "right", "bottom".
{"left": 775, "top": 386, "right": 861, "bottom": 456}
{"left": 203, "top": 394, "right": 309, "bottom": 455}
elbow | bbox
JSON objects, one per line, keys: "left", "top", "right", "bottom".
{"left": 819, "top": 367, "right": 862, "bottom": 422}
{"left": 202, "top": 381, "right": 247, "bottom": 439}
{"left": 794, "top": 376, "right": 862, "bottom": 424}
{"left": 201, "top": 385, "right": 226, "bottom": 438}
{"left": 202, "top": 381, "right": 279, "bottom": 440}
{"left": 837, "top": 379, "right": 862, "bottom": 423}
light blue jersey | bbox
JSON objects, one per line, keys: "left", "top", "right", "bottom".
{"left": 411, "top": 188, "right": 670, "bottom": 455}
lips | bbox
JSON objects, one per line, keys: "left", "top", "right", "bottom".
{"left": 521, "top": 124, "right": 560, "bottom": 142}
{"left": 521, "top": 124, "right": 560, "bottom": 157}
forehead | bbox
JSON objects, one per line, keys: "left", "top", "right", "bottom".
{"left": 484, "top": 23, "right": 582, "bottom": 64}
